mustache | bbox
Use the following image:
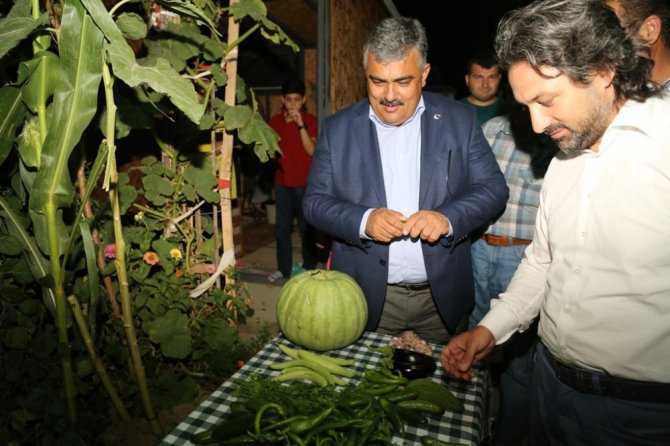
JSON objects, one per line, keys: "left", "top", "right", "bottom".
{"left": 544, "top": 124, "right": 566, "bottom": 136}
{"left": 379, "top": 98, "right": 404, "bottom": 107}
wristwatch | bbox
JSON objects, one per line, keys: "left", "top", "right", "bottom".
{"left": 297, "top": 124, "right": 307, "bottom": 131}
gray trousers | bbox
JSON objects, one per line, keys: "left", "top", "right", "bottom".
{"left": 376, "top": 284, "right": 466, "bottom": 345}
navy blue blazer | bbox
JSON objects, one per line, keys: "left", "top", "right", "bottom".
{"left": 303, "top": 92, "right": 508, "bottom": 332}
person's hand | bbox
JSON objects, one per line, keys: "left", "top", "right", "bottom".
{"left": 402, "top": 210, "right": 451, "bottom": 243}
{"left": 365, "top": 208, "right": 406, "bottom": 242}
{"left": 440, "top": 326, "right": 496, "bottom": 380}
{"left": 285, "top": 109, "right": 303, "bottom": 126}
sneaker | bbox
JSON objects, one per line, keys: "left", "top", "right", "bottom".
{"left": 267, "top": 270, "right": 284, "bottom": 283}
{"left": 291, "top": 263, "right": 306, "bottom": 276}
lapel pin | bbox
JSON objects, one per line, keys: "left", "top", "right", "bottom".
{"left": 433, "top": 114, "right": 441, "bottom": 120}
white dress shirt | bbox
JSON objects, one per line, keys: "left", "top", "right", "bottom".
{"left": 481, "top": 97, "right": 670, "bottom": 382}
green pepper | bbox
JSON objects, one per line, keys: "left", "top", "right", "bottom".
{"left": 364, "top": 369, "right": 407, "bottom": 385}
{"left": 304, "top": 418, "right": 371, "bottom": 442}
{"left": 379, "top": 397, "right": 404, "bottom": 436}
{"left": 289, "top": 406, "right": 334, "bottom": 434}
{"left": 359, "top": 382, "right": 399, "bottom": 395}
{"left": 253, "top": 402, "right": 286, "bottom": 434}
{"left": 385, "top": 389, "right": 420, "bottom": 403}
{"left": 395, "top": 404, "right": 429, "bottom": 426}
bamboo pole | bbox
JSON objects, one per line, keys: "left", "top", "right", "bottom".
{"left": 218, "top": 0, "right": 240, "bottom": 258}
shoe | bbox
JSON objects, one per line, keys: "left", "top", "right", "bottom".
{"left": 267, "top": 270, "right": 284, "bottom": 283}
{"left": 291, "top": 263, "right": 306, "bottom": 276}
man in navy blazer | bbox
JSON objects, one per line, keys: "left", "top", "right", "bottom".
{"left": 303, "top": 17, "right": 508, "bottom": 344}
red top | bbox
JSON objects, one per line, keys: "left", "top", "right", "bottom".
{"left": 268, "top": 111, "right": 318, "bottom": 187}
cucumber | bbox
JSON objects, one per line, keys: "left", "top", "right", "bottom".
{"left": 405, "top": 378, "right": 464, "bottom": 412}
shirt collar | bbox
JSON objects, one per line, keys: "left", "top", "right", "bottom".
{"left": 607, "top": 98, "right": 655, "bottom": 137}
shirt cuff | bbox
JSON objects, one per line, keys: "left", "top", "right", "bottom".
{"left": 359, "top": 208, "right": 374, "bottom": 239}
{"left": 479, "top": 299, "right": 526, "bottom": 345}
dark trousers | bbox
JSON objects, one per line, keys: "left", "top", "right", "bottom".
{"left": 530, "top": 343, "right": 670, "bottom": 446}
{"left": 274, "top": 185, "right": 316, "bottom": 277}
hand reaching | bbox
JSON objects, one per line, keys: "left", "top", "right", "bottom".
{"left": 440, "top": 326, "right": 496, "bottom": 380}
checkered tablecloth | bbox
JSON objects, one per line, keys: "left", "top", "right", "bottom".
{"left": 160, "top": 331, "right": 489, "bottom": 445}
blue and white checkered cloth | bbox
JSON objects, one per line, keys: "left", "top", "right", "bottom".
{"left": 160, "top": 331, "right": 489, "bottom": 445}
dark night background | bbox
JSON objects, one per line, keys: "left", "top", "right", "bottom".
{"left": 393, "top": 0, "right": 534, "bottom": 97}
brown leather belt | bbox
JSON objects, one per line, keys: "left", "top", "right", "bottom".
{"left": 482, "top": 233, "right": 531, "bottom": 247}
{"left": 541, "top": 344, "right": 670, "bottom": 404}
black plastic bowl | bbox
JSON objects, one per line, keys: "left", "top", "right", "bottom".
{"left": 392, "top": 348, "right": 437, "bottom": 379}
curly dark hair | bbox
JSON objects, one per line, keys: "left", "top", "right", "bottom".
{"left": 495, "top": 0, "right": 660, "bottom": 102}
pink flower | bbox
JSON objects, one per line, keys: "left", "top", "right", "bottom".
{"left": 205, "top": 264, "right": 216, "bottom": 274}
{"left": 104, "top": 244, "right": 116, "bottom": 259}
{"left": 143, "top": 251, "right": 160, "bottom": 265}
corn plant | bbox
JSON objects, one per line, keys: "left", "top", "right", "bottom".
{"left": 0, "top": 0, "right": 292, "bottom": 442}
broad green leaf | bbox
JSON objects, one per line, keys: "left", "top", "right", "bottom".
{"left": 146, "top": 309, "right": 192, "bottom": 359}
{"left": 20, "top": 51, "right": 63, "bottom": 113}
{"left": 229, "top": 0, "right": 267, "bottom": 21}
{"left": 0, "top": 235, "right": 23, "bottom": 255}
{"left": 7, "top": 0, "right": 32, "bottom": 18}
{"left": 236, "top": 77, "right": 249, "bottom": 103}
{"left": 111, "top": 88, "right": 155, "bottom": 137}
{"left": 0, "top": 87, "right": 26, "bottom": 167}
{"left": 181, "top": 183, "right": 197, "bottom": 201}
{"left": 0, "top": 196, "right": 56, "bottom": 311}
{"left": 203, "top": 319, "right": 238, "bottom": 351}
{"left": 223, "top": 104, "right": 252, "bottom": 131}
{"left": 183, "top": 164, "right": 218, "bottom": 202}
{"left": 119, "top": 183, "right": 139, "bottom": 214}
{"left": 30, "top": 0, "right": 104, "bottom": 216}
{"left": 211, "top": 65, "right": 228, "bottom": 86}
{"left": 81, "top": 0, "right": 203, "bottom": 123}
{"left": 157, "top": 0, "right": 220, "bottom": 36}
{"left": 0, "top": 16, "right": 47, "bottom": 60}
{"left": 115, "top": 12, "right": 147, "bottom": 40}
{"left": 143, "top": 173, "right": 174, "bottom": 196}
{"left": 79, "top": 222, "right": 99, "bottom": 328}
{"left": 152, "top": 239, "right": 177, "bottom": 271}
{"left": 141, "top": 36, "right": 197, "bottom": 72}
{"left": 238, "top": 112, "right": 280, "bottom": 162}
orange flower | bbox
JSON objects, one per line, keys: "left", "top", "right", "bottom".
{"left": 175, "top": 268, "right": 183, "bottom": 278}
{"left": 143, "top": 251, "right": 160, "bottom": 265}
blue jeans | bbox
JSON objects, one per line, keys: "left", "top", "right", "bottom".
{"left": 470, "top": 239, "right": 526, "bottom": 328}
{"left": 471, "top": 238, "right": 536, "bottom": 446}
{"left": 274, "top": 185, "right": 316, "bottom": 277}
{"left": 531, "top": 344, "right": 670, "bottom": 446}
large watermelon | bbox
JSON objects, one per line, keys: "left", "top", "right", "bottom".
{"left": 276, "top": 270, "right": 368, "bottom": 351}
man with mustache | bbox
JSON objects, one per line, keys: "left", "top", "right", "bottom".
{"left": 303, "top": 17, "right": 508, "bottom": 344}
{"left": 440, "top": 0, "right": 670, "bottom": 444}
